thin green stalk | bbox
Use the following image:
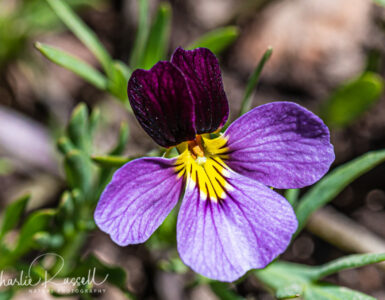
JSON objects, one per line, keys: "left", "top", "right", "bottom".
{"left": 239, "top": 47, "right": 273, "bottom": 116}
{"left": 130, "top": 0, "right": 150, "bottom": 68}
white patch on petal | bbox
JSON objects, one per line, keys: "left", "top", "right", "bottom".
{"left": 200, "top": 190, "right": 208, "bottom": 201}
{"left": 195, "top": 156, "right": 207, "bottom": 165}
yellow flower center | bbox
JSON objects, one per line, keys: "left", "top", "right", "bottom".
{"left": 175, "top": 134, "right": 231, "bottom": 202}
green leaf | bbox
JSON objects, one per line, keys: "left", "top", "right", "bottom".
{"left": 45, "top": 0, "right": 113, "bottom": 77}
{"left": 209, "top": 282, "right": 245, "bottom": 300}
{"left": 239, "top": 47, "right": 273, "bottom": 116}
{"left": 107, "top": 62, "right": 131, "bottom": 109}
{"left": 295, "top": 149, "right": 385, "bottom": 233}
{"left": 321, "top": 72, "right": 384, "bottom": 127}
{"left": 147, "top": 206, "right": 178, "bottom": 248}
{"left": 140, "top": 2, "right": 172, "bottom": 69}
{"left": 304, "top": 283, "right": 376, "bottom": 300}
{"left": 276, "top": 283, "right": 303, "bottom": 299}
{"left": 67, "top": 103, "right": 90, "bottom": 153}
{"left": 57, "top": 136, "right": 76, "bottom": 155}
{"left": 256, "top": 261, "right": 312, "bottom": 291}
{"left": 256, "top": 259, "right": 380, "bottom": 300}
{"left": 91, "top": 155, "right": 133, "bottom": 168}
{"left": 0, "top": 194, "right": 30, "bottom": 241}
{"left": 130, "top": 0, "right": 150, "bottom": 69}
{"left": 14, "top": 209, "right": 56, "bottom": 256}
{"left": 285, "top": 189, "right": 300, "bottom": 208}
{"left": 35, "top": 42, "right": 108, "bottom": 90}
{"left": 110, "top": 122, "right": 130, "bottom": 155}
{"left": 58, "top": 191, "right": 75, "bottom": 216}
{"left": 64, "top": 150, "right": 93, "bottom": 193}
{"left": 187, "top": 26, "right": 239, "bottom": 56}
{"left": 114, "top": 60, "right": 132, "bottom": 80}
{"left": 89, "top": 107, "right": 101, "bottom": 136}
{"left": 308, "top": 253, "right": 385, "bottom": 281}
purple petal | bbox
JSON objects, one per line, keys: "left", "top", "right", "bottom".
{"left": 171, "top": 47, "right": 229, "bottom": 133}
{"left": 127, "top": 61, "right": 196, "bottom": 148}
{"left": 94, "top": 157, "right": 183, "bottom": 246}
{"left": 224, "top": 102, "right": 335, "bottom": 189}
{"left": 177, "top": 170, "right": 297, "bottom": 281}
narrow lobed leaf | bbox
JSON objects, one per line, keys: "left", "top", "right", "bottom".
{"left": 255, "top": 261, "right": 312, "bottom": 291}
{"left": 304, "top": 283, "right": 376, "bottom": 300}
{"left": 295, "top": 149, "right": 385, "bottom": 233}
{"left": 67, "top": 103, "right": 91, "bottom": 153}
{"left": 45, "top": 0, "right": 113, "bottom": 77}
{"left": 109, "top": 122, "right": 130, "bottom": 155}
{"left": 64, "top": 150, "right": 93, "bottom": 193}
{"left": 256, "top": 259, "right": 381, "bottom": 300}
{"left": 276, "top": 283, "right": 303, "bottom": 299}
{"left": 308, "top": 253, "right": 385, "bottom": 280}
{"left": 89, "top": 107, "right": 101, "bottom": 136}
{"left": 239, "top": 47, "right": 273, "bottom": 116}
{"left": 130, "top": 0, "right": 150, "bottom": 69}
{"left": 140, "top": 2, "right": 172, "bottom": 69}
{"left": 57, "top": 136, "right": 76, "bottom": 155}
{"left": 58, "top": 191, "right": 75, "bottom": 217}
{"left": 107, "top": 62, "right": 132, "bottom": 109}
{"left": 35, "top": 42, "right": 108, "bottom": 90}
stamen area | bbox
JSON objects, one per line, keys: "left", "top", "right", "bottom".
{"left": 175, "top": 135, "right": 231, "bottom": 202}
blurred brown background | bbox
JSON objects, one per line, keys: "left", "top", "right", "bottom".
{"left": 1, "top": 0, "right": 385, "bottom": 299}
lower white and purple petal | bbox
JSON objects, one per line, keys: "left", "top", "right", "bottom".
{"left": 176, "top": 170, "right": 297, "bottom": 282}
{"left": 224, "top": 102, "right": 335, "bottom": 189}
{"left": 94, "top": 157, "right": 183, "bottom": 246}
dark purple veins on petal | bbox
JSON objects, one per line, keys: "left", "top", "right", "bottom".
{"left": 171, "top": 47, "right": 229, "bottom": 133}
{"left": 127, "top": 61, "right": 196, "bottom": 147}
{"left": 224, "top": 102, "right": 335, "bottom": 189}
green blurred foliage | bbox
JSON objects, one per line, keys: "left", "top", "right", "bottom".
{"left": 140, "top": 2, "right": 172, "bottom": 70}
{"left": 187, "top": 26, "right": 239, "bottom": 56}
{"left": 0, "top": 0, "right": 99, "bottom": 68}
{"left": 36, "top": 0, "right": 239, "bottom": 111}
{"left": 295, "top": 149, "right": 385, "bottom": 233}
{"left": 321, "top": 72, "right": 384, "bottom": 127}
{"left": 1, "top": 0, "right": 385, "bottom": 299}
{"left": 256, "top": 253, "right": 385, "bottom": 299}
{"left": 239, "top": 47, "right": 273, "bottom": 116}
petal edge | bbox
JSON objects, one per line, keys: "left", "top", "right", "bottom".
{"left": 127, "top": 61, "right": 196, "bottom": 147}
{"left": 224, "top": 102, "right": 335, "bottom": 189}
{"left": 95, "top": 157, "right": 183, "bottom": 246}
{"left": 177, "top": 170, "right": 297, "bottom": 281}
{"left": 171, "top": 47, "right": 229, "bottom": 133}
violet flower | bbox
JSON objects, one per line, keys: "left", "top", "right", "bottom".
{"left": 94, "top": 47, "right": 335, "bottom": 281}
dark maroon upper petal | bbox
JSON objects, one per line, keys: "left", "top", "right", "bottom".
{"left": 127, "top": 61, "right": 196, "bottom": 147}
{"left": 171, "top": 47, "right": 229, "bottom": 133}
